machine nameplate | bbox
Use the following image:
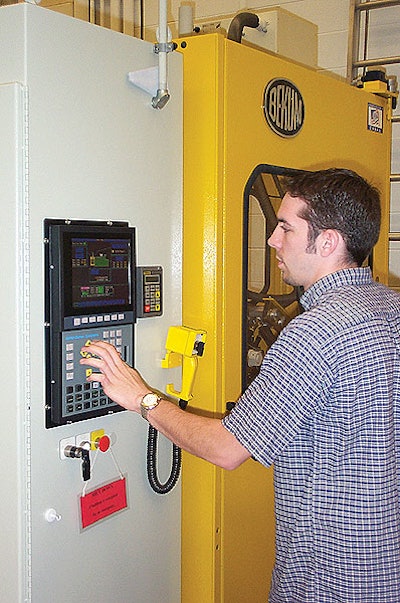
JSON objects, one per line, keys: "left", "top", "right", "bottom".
{"left": 263, "top": 78, "right": 305, "bottom": 137}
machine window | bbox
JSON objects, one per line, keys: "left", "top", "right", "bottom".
{"left": 243, "top": 166, "right": 302, "bottom": 389}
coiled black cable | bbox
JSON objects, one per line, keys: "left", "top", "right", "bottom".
{"left": 146, "top": 398, "right": 188, "bottom": 494}
{"left": 146, "top": 426, "right": 182, "bottom": 494}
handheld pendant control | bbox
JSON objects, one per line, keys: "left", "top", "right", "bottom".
{"left": 136, "top": 266, "right": 163, "bottom": 317}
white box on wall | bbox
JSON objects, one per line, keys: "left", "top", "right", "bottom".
{"left": 193, "top": 7, "right": 318, "bottom": 67}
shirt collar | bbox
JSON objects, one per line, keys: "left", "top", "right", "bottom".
{"left": 300, "top": 267, "right": 373, "bottom": 311}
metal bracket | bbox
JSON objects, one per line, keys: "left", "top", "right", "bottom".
{"left": 153, "top": 42, "right": 176, "bottom": 54}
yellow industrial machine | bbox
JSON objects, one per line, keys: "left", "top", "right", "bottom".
{"left": 176, "top": 27, "right": 394, "bottom": 603}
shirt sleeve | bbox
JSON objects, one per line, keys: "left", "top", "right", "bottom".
{"left": 223, "top": 316, "right": 334, "bottom": 466}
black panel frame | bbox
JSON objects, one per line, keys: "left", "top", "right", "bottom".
{"left": 44, "top": 219, "right": 136, "bottom": 428}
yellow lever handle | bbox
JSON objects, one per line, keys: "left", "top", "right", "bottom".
{"left": 161, "top": 326, "right": 206, "bottom": 403}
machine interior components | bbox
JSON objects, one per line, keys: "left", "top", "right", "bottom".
{"left": 243, "top": 166, "right": 302, "bottom": 388}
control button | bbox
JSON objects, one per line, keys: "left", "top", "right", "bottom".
{"left": 89, "top": 316, "right": 96, "bottom": 323}
{"left": 97, "top": 435, "right": 111, "bottom": 452}
{"left": 66, "top": 372, "right": 74, "bottom": 380}
{"left": 111, "top": 314, "right": 118, "bottom": 321}
{"left": 81, "top": 317, "right": 89, "bottom": 324}
{"left": 118, "top": 313, "right": 124, "bottom": 320}
{"left": 73, "top": 318, "right": 81, "bottom": 326}
{"left": 96, "top": 316, "right": 103, "bottom": 323}
{"left": 104, "top": 315, "right": 111, "bottom": 322}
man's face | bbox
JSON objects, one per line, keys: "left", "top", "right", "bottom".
{"left": 268, "top": 193, "right": 320, "bottom": 290}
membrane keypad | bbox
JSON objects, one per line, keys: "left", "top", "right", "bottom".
{"left": 61, "top": 324, "right": 132, "bottom": 419}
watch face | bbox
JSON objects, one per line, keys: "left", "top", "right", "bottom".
{"left": 140, "top": 393, "right": 161, "bottom": 420}
{"left": 142, "top": 393, "right": 159, "bottom": 408}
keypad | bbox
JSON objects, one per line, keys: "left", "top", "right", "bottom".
{"left": 144, "top": 283, "right": 161, "bottom": 314}
{"left": 61, "top": 324, "right": 132, "bottom": 419}
{"left": 65, "top": 381, "right": 111, "bottom": 414}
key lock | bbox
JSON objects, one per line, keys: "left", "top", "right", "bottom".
{"left": 64, "top": 435, "right": 111, "bottom": 481}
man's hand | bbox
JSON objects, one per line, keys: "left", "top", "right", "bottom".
{"left": 80, "top": 341, "right": 251, "bottom": 470}
{"left": 79, "top": 340, "right": 150, "bottom": 413}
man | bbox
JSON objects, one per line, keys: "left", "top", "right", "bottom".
{"left": 80, "top": 168, "right": 400, "bottom": 602}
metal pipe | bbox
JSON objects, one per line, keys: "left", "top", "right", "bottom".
{"left": 355, "top": 0, "right": 400, "bottom": 11}
{"left": 354, "top": 55, "right": 400, "bottom": 67}
{"left": 158, "top": 0, "right": 167, "bottom": 90}
{"left": 151, "top": 0, "right": 171, "bottom": 109}
{"left": 227, "top": 12, "right": 260, "bottom": 43}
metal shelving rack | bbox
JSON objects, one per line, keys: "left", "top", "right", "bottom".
{"left": 348, "top": 0, "right": 400, "bottom": 289}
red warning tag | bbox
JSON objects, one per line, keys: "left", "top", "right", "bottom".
{"left": 80, "top": 476, "right": 127, "bottom": 530}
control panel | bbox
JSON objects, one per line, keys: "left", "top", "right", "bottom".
{"left": 44, "top": 219, "right": 136, "bottom": 427}
{"left": 136, "top": 265, "right": 163, "bottom": 317}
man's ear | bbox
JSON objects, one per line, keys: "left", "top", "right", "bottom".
{"left": 318, "top": 229, "right": 341, "bottom": 257}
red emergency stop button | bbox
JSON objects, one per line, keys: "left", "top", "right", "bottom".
{"left": 97, "top": 434, "right": 111, "bottom": 452}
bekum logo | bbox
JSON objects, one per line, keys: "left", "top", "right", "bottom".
{"left": 263, "top": 78, "right": 304, "bottom": 137}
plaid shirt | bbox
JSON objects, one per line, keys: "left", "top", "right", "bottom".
{"left": 223, "top": 268, "right": 400, "bottom": 602}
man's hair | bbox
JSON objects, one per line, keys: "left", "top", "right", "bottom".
{"left": 283, "top": 168, "right": 381, "bottom": 266}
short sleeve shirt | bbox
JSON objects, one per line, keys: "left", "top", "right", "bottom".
{"left": 223, "top": 268, "right": 400, "bottom": 602}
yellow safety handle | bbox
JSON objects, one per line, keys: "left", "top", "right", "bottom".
{"left": 161, "top": 326, "right": 206, "bottom": 404}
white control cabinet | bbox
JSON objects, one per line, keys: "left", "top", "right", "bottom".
{"left": 0, "top": 4, "right": 182, "bottom": 602}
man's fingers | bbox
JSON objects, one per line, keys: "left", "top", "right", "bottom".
{"left": 80, "top": 341, "right": 122, "bottom": 372}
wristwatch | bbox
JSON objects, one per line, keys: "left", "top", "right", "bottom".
{"left": 140, "top": 392, "right": 162, "bottom": 421}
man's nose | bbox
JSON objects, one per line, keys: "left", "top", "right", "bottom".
{"left": 268, "top": 226, "right": 279, "bottom": 249}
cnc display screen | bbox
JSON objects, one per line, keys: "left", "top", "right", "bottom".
{"left": 63, "top": 234, "right": 134, "bottom": 315}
